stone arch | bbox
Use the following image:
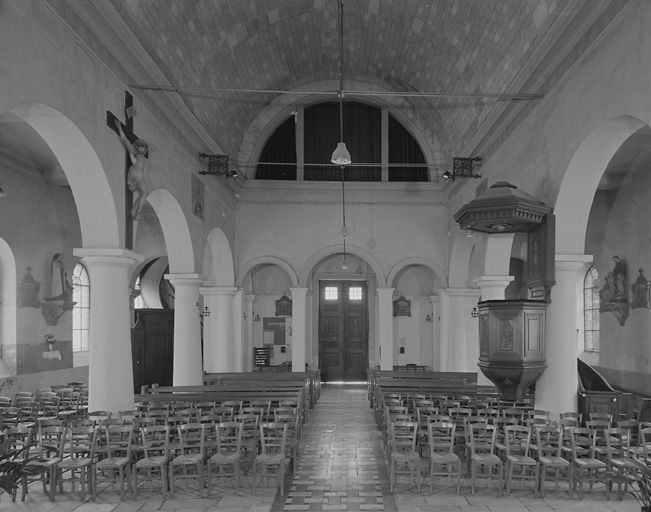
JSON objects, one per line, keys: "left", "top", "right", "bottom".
{"left": 9, "top": 103, "right": 120, "bottom": 248}
{"left": 299, "top": 243, "right": 386, "bottom": 287}
{"left": 386, "top": 257, "right": 448, "bottom": 290}
{"left": 202, "top": 228, "right": 235, "bottom": 286}
{"left": 236, "top": 256, "right": 298, "bottom": 289}
{"left": 238, "top": 80, "right": 443, "bottom": 180}
{"left": 146, "top": 188, "right": 195, "bottom": 273}
{"left": 0, "top": 237, "right": 17, "bottom": 374}
{"left": 448, "top": 232, "right": 476, "bottom": 288}
{"left": 555, "top": 115, "right": 646, "bottom": 254}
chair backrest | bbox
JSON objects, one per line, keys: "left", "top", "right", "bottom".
{"left": 214, "top": 421, "right": 243, "bottom": 455}
{"left": 504, "top": 424, "right": 533, "bottom": 457}
{"left": 588, "top": 412, "right": 612, "bottom": 425}
{"left": 213, "top": 406, "right": 234, "bottom": 421}
{"left": 604, "top": 427, "right": 630, "bottom": 459}
{"left": 177, "top": 423, "right": 205, "bottom": 456}
{"left": 389, "top": 420, "right": 418, "bottom": 453}
{"left": 64, "top": 426, "right": 98, "bottom": 459}
{"left": 36, "top": 425, "right": 67, "bottom": 458}
{"left": 101, "top": 425, "right": 133, "bottom": 459}
{"left": 88, "top": 410, "right": 112, "bottom": 425}
{"left": 259, "top": 422, "right": 288, "bottom": 458}
{"left": 0, "top": 396, "right": 12, "bottom": 408}
{"left": 567, "top": 426, "right": 596, "bottom": 459}
{"left": 640, "top": 427, "right": 651, "bottom": 459}
{"left": 534, "top": 424, "right": 563, "bottom": 457}
{"left": 141, "top": 425, "right": 170, "bottom": 458}
{"left": 468, "top": 423, "right": 497, "bottom": 456}
{"left": 501, "top": 407, "right": 526, "bottom": 423}
{"left": 427, "top": 421, "right": 455, "bottom": 454}
{"left": 416, "top": 406, "right": 440, "bottom": 426}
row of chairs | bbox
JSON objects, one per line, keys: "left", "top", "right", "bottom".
{"left": 386, "top": 418, "right": 651, "bottom": 498}
{"left": 5, "top": 418, "right": 295, "bottom": 503}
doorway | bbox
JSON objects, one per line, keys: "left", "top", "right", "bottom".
{"left": 318, "top": 280, "right": 368, "bottom": 381}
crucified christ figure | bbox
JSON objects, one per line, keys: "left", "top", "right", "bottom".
{"left": 115, "top": 119, "right": 150, "bottom": 220}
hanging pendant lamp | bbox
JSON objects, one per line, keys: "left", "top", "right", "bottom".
{"left": 331, "top": 0, "right": 351, "bottom": 166}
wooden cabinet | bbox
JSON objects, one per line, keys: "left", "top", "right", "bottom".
{"left": 131, "top": 309, "right": 174, "bottom": 393}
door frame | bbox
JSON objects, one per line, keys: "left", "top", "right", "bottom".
{"left": 317, "top": 278, "right": 370, "bottom": 382}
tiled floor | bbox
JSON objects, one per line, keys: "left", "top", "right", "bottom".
{"left": 0, "top": 384, "right": 643, "bottom": 512}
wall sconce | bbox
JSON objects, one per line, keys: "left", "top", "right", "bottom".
{"left": 471, "top": 306, "right": 480, "bottom": 318}
{"left": 196, "top": 301, "right": 211, "bottom": 318}
{"left": 242, "top": 311, "right": 247, "bottom": 320}
{"left": 425, "top": 314, "right": 433, "bottom": 322}
{"left": 442, "top": 156, "right": 482, "bottom": 181}
{"left": 198, "top": 153, "right": 239, "bottom": 178}
{"left": 253, "top": 313, "right": 261, "bottom": 322}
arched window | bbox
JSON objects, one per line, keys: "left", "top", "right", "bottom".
{"left": 133, "top": 275, "right": 145, "bottom": 309}
{"left": 583, "top": 266, "right": 600, "bottom": 352}
{"left": 72, "top": 263, "right": 90, "bottom": 352}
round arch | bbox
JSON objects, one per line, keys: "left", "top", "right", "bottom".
{"left": 299, "top": 243, "right": 386, "bottom": 287}
{"left": 555, "top": 115, "right": 647, "bottom": 254}
{"left": 9, "top": 103, "right": 120, "bottom": 248}
{"left": 386, "top": 257, "right": 448, "bottom": 290}
{"left": 146, "top": 188, "right": 195, "bottom": 274}
{"left": 236, "top": 256, "right": 299, "bottom": 289}
{"left": 238, "top": 80, "right": 443, "bottom": 180}
{"left": 0, "top": 237, "right": 17, "bottom": 374}
{"left": 203, "top": 228, "right": 235, "bottom": 286}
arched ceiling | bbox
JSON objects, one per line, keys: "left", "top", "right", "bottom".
{"left": 44, "top": 0, "right": 629, "bottom": 181}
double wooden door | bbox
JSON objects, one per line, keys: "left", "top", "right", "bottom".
{"left": 131, "top": 309, "right": 174, "bottom": 392}
{"left": 319, "top": 281, "right": 368, "bottom": 381}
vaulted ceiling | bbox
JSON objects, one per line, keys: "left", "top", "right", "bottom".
{"left": 44, "top": 0, "right": 629, "bottom": 182}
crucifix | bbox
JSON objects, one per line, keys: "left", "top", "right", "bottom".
{"left": 106, "top": 91, "right": 148, "bottom": 250}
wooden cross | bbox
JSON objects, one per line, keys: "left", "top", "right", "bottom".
{"left": 106, "top": 91, "right": 147, "bottom": 250}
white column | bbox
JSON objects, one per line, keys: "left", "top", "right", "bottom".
{"left": 474, "top": 275, "right": 514, "bottom": 300}
{"left": 201, "top": 286, "right": 237, "bottom": 372}
{"left": 243, "top": 294, "right": 256, "bottom": 372}
{"left": 429, "top": 294, "right": 440, "bottom": 371}
{"left": 165, "top": 274, "right": 204, "bottom": 386}
{"left": 233, "top": 289, "right": 244, "bottom": 372}
{"left": 377, "top": 287, "right": 394, "bottom": 370}
{"left": 290, "top": 287, "right": 308, "bottom": 372}
{"left": 536, "top": 255, "right": 592, "bottom": 419}
{"left": 73, "top": 248, "right": 142, "bottom": 414}
{"left": 438, "top": 288, "right": 481, "bottom": 372}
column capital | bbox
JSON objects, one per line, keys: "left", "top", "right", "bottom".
{"left": 73, "top": 248, "right": 143, "bottom": 267}
{"left": 290, "top": 287, "right": 308, "bottom": 297}
{"left": 555, "top": 254, "right": 593, "bottom": 272}
{"left": 377, "top": 287, "right": 395, "bottom": 298}
{"left": 200, "top": 286, "right": 238, "bottom": 297}
{"left": 164, "top": 273, "right": 205, "bottom": 287}
{"left": 438, "top": 288, "right": 482, "bottom": 299}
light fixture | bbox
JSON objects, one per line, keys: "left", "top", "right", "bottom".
{"left": 198, "top": 153, "right": 239, "bottom": 178}
{"left": 425, "top": 314, "right": 433, "bottom": 322}
{"left": 442, "top": 156, "right": 482, "bottom": 181}
{"left": 471, "top": 306, "right": 480, "bottom": 318}
{"left": 330, "top": 0, "right": 351, "bottom": 166}
{"left": 253, "top": 313, "right": 261, "bottom": 322}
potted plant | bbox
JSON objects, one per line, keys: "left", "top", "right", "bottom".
{"left": 627, "top": 457, "right": 651, "bottom": 512}
{"left": 0, "top": 445, "right": 42, "bottom": 502}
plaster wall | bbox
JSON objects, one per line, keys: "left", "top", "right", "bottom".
{"left": 0, "top": 2, "right": 235, "bottom": 272}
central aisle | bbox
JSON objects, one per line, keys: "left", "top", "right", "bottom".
{"left": 272, "top": 383, "right": 397, "bottom": 511}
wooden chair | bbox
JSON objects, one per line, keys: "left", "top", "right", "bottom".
{"left": 504, "top": 425, "right": 538, "bottom": 495}
{"left": 468, "top": 423, "right": 502, "bottom": 496}
{"left": 57, "top": 426, "right": 99, "bottom": 502}
{"left": 132, "top": 425, "right": 170, "bottom": 498}
{"left": 534, "top": 425, "right": 572, "bottom": 497}
{"left": 26, "top": 425, "right": 67, "bottom": 502}
{"left": 92, "top": 425, "right": 133, "bottom": 501}
{"left": 427, "top": 421, "right": 460, "bottom": 494}
{"left": 168, "top": 423, "right": 206, "bottom": 496}
{"left": 252, "top": 422, "right": 289, "bottom": 495}
{"left": 206, "top": 422, "right": 243, "bottom": 493}
{"left": 388, "top": 420, "right": 421, "bottom": 493}
{"left": 565, "top": 426, "right": 609, "bottom": 499}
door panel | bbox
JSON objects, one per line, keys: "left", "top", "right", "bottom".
{"left": 319, "top": 281, "right": 368, "bottom": 381}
